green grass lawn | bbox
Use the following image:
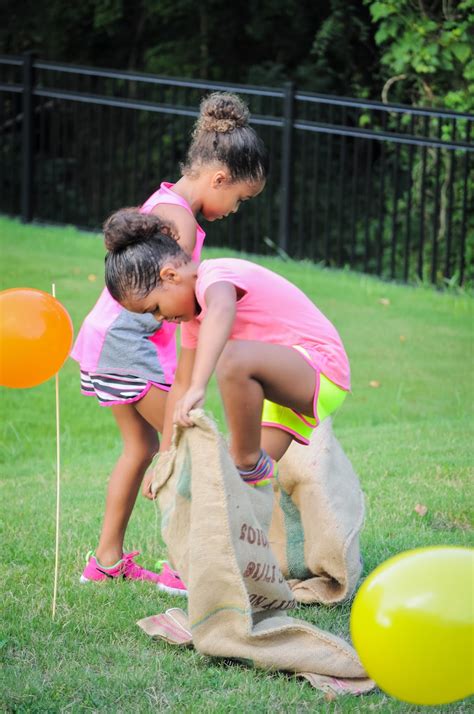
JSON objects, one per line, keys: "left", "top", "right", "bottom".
{"left": 1, "top": 215, "right": 473, "bottom": 713}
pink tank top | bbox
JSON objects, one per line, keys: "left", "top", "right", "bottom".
{"left": 181, "top": 258, "right": 351, "bottom": 391}
{"left": 70, "top": 183, "right": 206, "bottom": 384}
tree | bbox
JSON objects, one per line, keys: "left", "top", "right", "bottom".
{"left": 1, "top": 0, "right": 379, "bottom": 96}
{"left": 363, "top": 0, "right": 473, "bottom": 285}
{"left": 363, "top": 0, "right": 474, "bottom": 111}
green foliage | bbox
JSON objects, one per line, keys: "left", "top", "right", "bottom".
{"left": 0, "top": 0, "right": 379, "bottom": 96}
{"left": 307, "top": 0, "right": 379, "bottom": 96}
{"left": 364, "top": 0, "right": 474, "bottom": 111}
{"left": 93, "top": 0, "right": 124, "bottom": 32}
{"left": 2, "top": 0, "right": 471, "bottom": 107}
{"left": 360, "top": 2, "right": 473, "bottom": 290}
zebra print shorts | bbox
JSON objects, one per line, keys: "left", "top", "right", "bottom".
{"left": 80, "top": 371, "right": 170, "bottom": 407}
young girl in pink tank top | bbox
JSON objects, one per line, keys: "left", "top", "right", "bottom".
{"left": 103, "top": 219, "right": 350, "bottom": 492}
{"left": 71, "top": 93, "right": 268, "bottom": 589}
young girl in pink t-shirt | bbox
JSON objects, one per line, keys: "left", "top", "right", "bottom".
{"left": 71, "top": 93, "right": 268, "bottom": 587}
{"left": 102, "top": 214, "right": 350, "bottom": 488}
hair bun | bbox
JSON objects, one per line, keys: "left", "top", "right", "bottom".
{"left": 103, "top": 209, "right": 177, "bottom": 252}
{"left": 198, "top": 92, "right": 249, "bottom": 134}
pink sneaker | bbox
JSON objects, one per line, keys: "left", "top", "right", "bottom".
{"left": 79, "top": 551, "right": 187, "bottom": 596}
{"left": 155, "top": 560, "right": 188, "bottom": 597}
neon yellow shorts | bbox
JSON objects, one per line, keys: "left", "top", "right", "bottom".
{"left": 261, "top": 347, "right": 348, "bottom": 445}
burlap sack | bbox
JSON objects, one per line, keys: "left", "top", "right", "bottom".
{"left": 139, "top": 410, "right": 374, "bottom": 693}
{"left": 137, "top": 608, "right": 375, "bottom": 697}
{"left": 269, "top": 417, "right": 364, "bottom": 604}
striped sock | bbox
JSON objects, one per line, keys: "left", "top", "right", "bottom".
{"left": 238, "top": 449, "right": 275, "bottom": 486}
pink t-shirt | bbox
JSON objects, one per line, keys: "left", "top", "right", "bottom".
{"left": 181, "top": 258, "right": 350, "bottom": 390}
{"left": 70, "top": 182, "right": 205, "bottom": 384}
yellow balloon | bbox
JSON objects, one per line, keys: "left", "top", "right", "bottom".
{"left": 350, "top": 547, "right": 474, "bottom": 705}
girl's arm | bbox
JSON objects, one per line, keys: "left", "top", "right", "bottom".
{"left": 160, "top": 347, "right": 196, "bottom": 452}
{"left": 142, "top": 347, "right": 195, "bottom": 500}
{"left": 151, "top": 204, "right": 198, "bottom": 256}
{"left": 173, "top": 281, "right": 237, "bottom": 426}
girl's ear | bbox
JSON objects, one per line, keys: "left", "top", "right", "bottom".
{"left": 159, "top": 265, "right": 180, "bottom": 283}
{"left": 211, "top": 169, "right": 231, "bottom": 189}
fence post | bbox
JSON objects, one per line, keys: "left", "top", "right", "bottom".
{"left": 278, "top": 81, "right": 294, "bottom": 253}
{"left": 21, "top": 51, "right": 35, "bottom": 223}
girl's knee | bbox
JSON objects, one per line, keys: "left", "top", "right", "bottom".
{"left": 122, "top": 437, "right": 159, "bottom": 469}
{"left": 128, "top": 450, "right": 156, "bottom": 472}
{"left": 216, "top": 341, "right": 247, "bottom": 382}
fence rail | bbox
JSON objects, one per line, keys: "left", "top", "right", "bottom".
{"left": 1, "top": 53, "right": 472, "bottom": 285}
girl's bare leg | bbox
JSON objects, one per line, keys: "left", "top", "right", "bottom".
{"left": 95, "top": 386, "right": 167, "bottom": 566}
{"left": 216, "top": 340, "right": 316, "bottom": 470}
{"left": 134, "top": 385, "right": 169, "bottom": 428}
{"left": 261, "top": 426, "right": 293, "bottom": 462}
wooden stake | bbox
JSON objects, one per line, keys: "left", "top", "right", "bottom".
{"left": 51, "top": 283, "right": 61, "bottom": 620}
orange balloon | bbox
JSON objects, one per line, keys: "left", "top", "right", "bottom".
{"left": 0, "top": 288, "right": 73, "bottom": 388}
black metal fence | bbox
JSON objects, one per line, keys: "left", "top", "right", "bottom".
{"left": 1, "top": 53, "right": 473, "bottom": 285}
